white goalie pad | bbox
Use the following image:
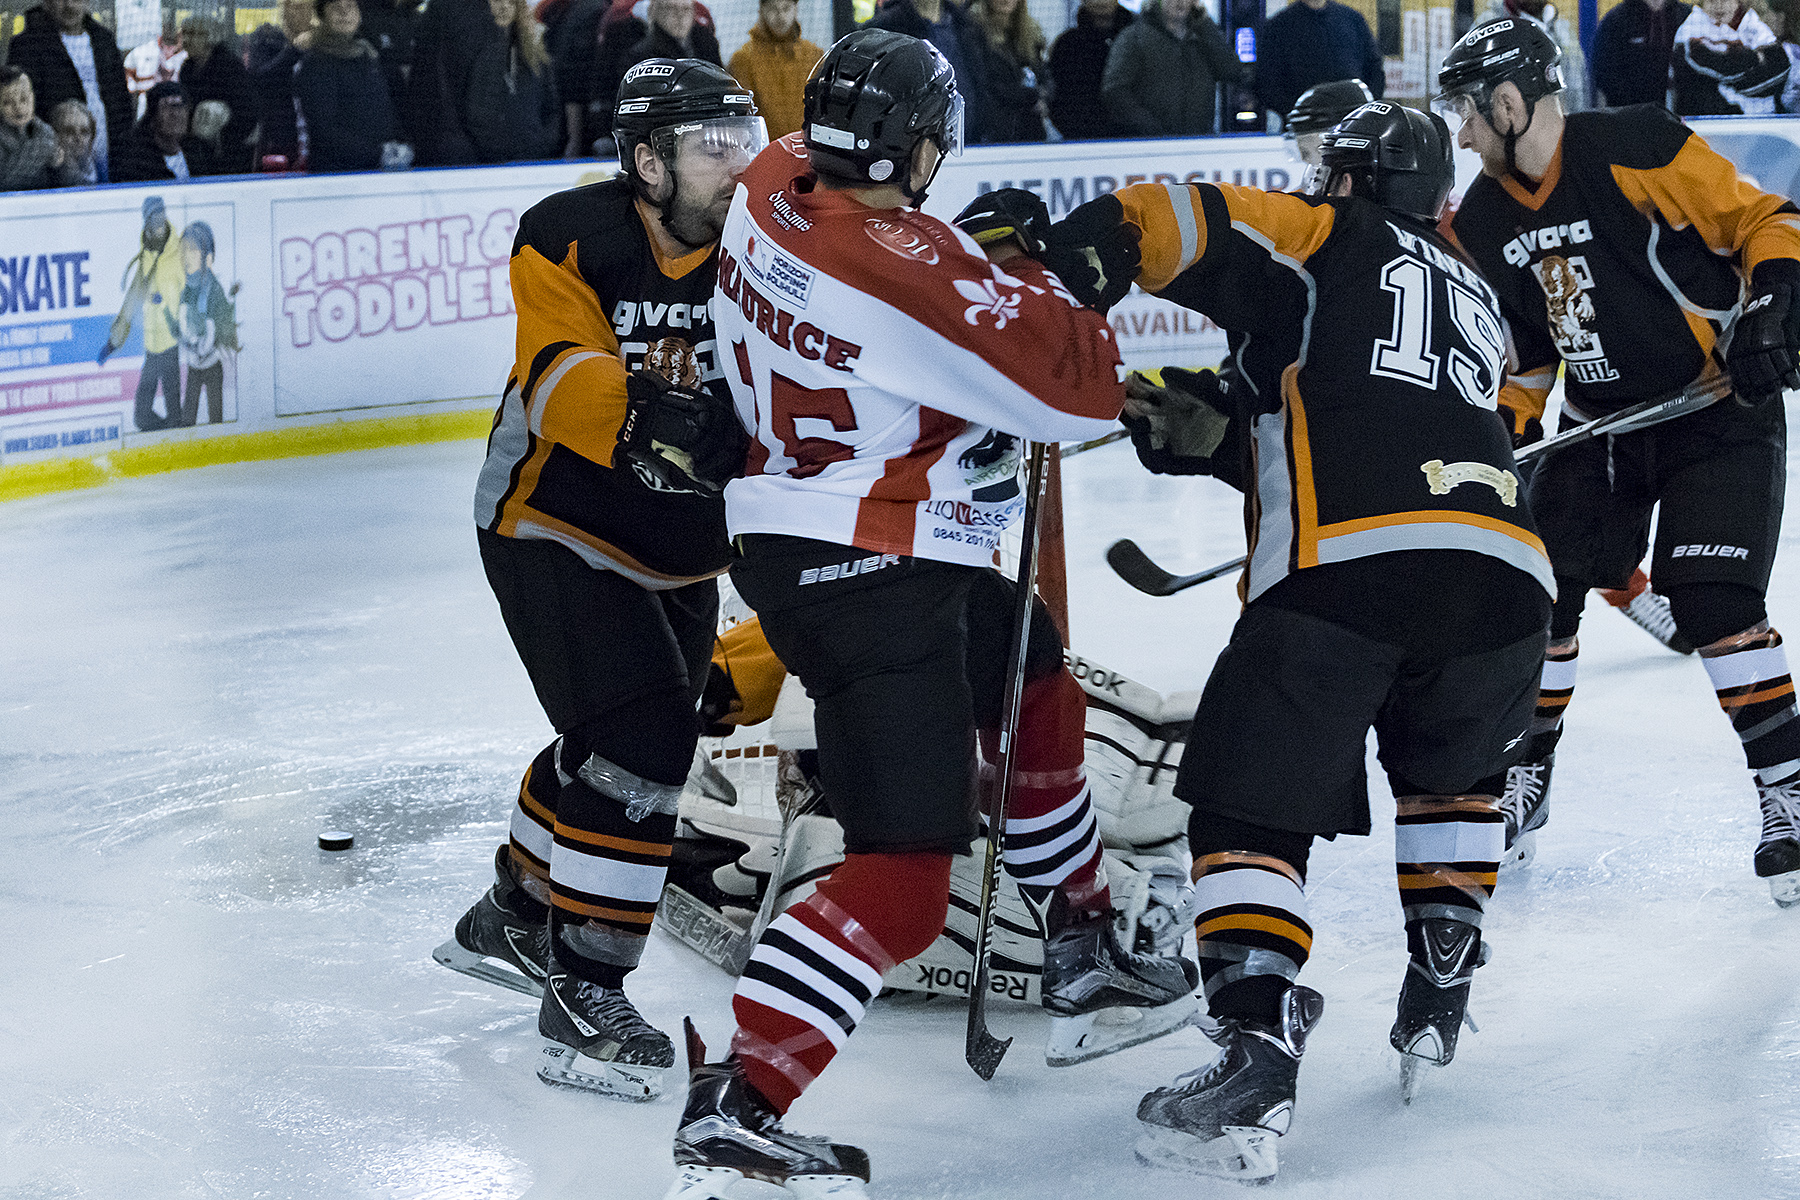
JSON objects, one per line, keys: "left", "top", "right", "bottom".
{"left": 659, "top": 649, "right": 1200, "bottom": 1004}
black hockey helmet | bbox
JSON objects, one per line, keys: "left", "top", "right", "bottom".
{"left": 613, "top": 58, "right": 765, "bottom": 183}
{"left": 1286, "top": 78, "right": 1376, "bottom": 134}
{"left": 802, "top": 29, "right": 964, "bottom": 203}
{"left": 1435, "top": 17, "right": 1564, "bottom": 125}
{"left": 1310, "top": 101, "right": 1456, "bottom": 223}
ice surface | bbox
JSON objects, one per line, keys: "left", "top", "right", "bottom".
{"left": 5, "top": 435, "right": 1800, "bottom": 1199}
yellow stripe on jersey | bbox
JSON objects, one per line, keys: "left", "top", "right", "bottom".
{"left": 1116, "top": 183, "right": 1208, "bottom": 292}
{"left": 1283, "top": 364, "right": 1323, "bottom": 568}
{"left": 1611, "top": 136, "right": 1800, "bottom": 280}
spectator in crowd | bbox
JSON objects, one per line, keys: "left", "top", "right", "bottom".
{"left": 727, "top": 0, "right": 823, "bottom": 139}
{"left": 1592, "top": 0, "right": 1691, "bottom": 106}
{"left": 9, "top": 0, "right": 131, "bottom": 181}
{"left": 1476, "top": 0, "right": 1587, "bottom": 108}
{"left": 358, "top": 0, "right": 421, "bottom": 112}
{"left": 1771, "top": 0, "right": 1800, "bottom": 110}
{"left": 0, "top": 65, "right": 83, "bottom": 188}
{"left": 1047, "top": 0, "right": 1133, "bottom": 140}
{"left": 47, "top": 97, "right": 98, "bottom": 183}
{"left": 112, "top": 79, "right": 219, "bottom": 180}
{"left": 1255, "top": 0, "right": 1381, "bottom": 124}
{"left": 544, "top": 0, "right": 608, "bottom": 155}
{"left": 124, "top": 11, "right": 185, "bottom": 117}
{"left": 621, "top": 0, "right": 722, "bottom": 83}
{"left": 1101, "top": 0, "right": 1243, "bottom": 136}
{"left": 970, "top": 0, "right": 1047, "bottom": 141}
{"left": 865, "top": 0, "right": 991, "bottom": 142}
{"left": 406, "top": 0, "right": 492, "bottom": 162}
{"left": 295, "top": 0, "right": 401, "bottom": 172}
{"left": 591, "top": 0, "right": 719, "bottom": 148}
{"left": 247, "top": 0, "right": 317, "bottom": 167}
{"left": 179, "top": 16, "right": 256, "bottom": 172}
{"left": 452, "top": 0, "right": 561, "bottom": 162}
{"left": 1672, "top": 0, "right": 1788, "bottom": 112}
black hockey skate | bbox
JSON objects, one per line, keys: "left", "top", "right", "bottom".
{"left": 537, "top": 959, "right": 674, "bottom": 1101}
{"left": 432, "top": 845, "right": 550, "bottom": 997}
{"left": 1135, "top": 984, "right": 1324, "bottom": 1184}
{"left": 1755, "top": 772, "right": 1800, "bottom": 907}
{"left": 1499, "top": 730, "right": 1558, "bottom": 872}
{"left": 1391, "top": 918, "right": 1488, "bottom": 1104}
{"left": 666, "top": 1021, "right": 870, "bottom": 1199}
{"left": 1028, "top": 887, "right": 1201, "bottom": 1067}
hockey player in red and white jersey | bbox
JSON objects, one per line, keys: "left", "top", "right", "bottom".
{"left": 663, "top": 28, "right": 1199, "bottom": 1199}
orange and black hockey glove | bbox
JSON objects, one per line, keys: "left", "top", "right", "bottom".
{"left": 615, "top": 371, "right": 747, "bottom": 494}
{"left": 1122, "top": 367, "right": 1230, "bottom": 476}
{"left": 1044, "top": 195, "right": 1141, "bottom": 315}
{"left": 1730, "top": 265, "right": 1800, "bottom": 407}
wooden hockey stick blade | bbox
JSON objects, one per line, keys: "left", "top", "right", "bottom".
{"left": 1058, "top": 428, "right": 1127, "bottom": 459}
{"left": 1106, "top": 539, "right": 1246, "bottom": 597}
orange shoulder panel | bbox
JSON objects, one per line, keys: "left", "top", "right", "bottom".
{"left": 1213, "top": 184, "right": 1337, "bottom": 267}
{"left": 510, "top": 241, "right": 630, "bottom": 465}
{"left": 1612, "top": 137, "right": 1800, "bottom": 277}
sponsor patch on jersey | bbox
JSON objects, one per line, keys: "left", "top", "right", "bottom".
{"left": 742, "top": 232, "right": 815, "bottom": 308}
{"left": 766, "top": 191, "right": 812, "bottom": 232}
{"left": 865, "top": 218, "right": 940, "bottom": 265}
{"left": 1420, "top": 459, "right": 1519, "bottom": 506}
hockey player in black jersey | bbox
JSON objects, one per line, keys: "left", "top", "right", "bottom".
{"left": 1046, "top": 102, "right": 1553, "bottom": 1180}
{"left": 435, "top": 61, "right": 768, "bottom": 1101}
{"left": 1439, "top": 18, "right": 1800, "bottom": 903}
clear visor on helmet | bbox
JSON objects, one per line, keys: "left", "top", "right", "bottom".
{"left": 660, "top": 114, "right": 770, "bottom": 171}
{"left": 1286, "top": 129, "right": 1326, "bottom": 167}
{"left": 1300, "top": 160, "right": 1332, "bottom": 197}
{"left": 936, "top": 91, "right": 966, "bottom": 157}
{"left": 1433, "top": 91, "right": 1481, "bottom": 125}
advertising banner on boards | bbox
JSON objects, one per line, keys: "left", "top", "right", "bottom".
{"left": 2, "top": 117, "right": 1798, "bottom": 483}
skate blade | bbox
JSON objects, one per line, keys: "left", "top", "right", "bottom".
{"left": 1498, "top": 830, "right": 1537, "bottom": 875}
{"left": 1134, "top": 1123, "right": 1279, "bottom": 1184}
{"left": 1398, "top": 1052, "right": 1436, "bottom": 1105}
{"left": 662, "top": 1165, "right": 869, "bottom": 1199}
{"left": 1046, "top": 993, "right": 1200, "bottom": 1066}
{"left": 431, "top": 938, "right": 545, "bottom": 998}
{"left": 536, "top": 1040, "right": 666, "bottom": 1102}
{"left": 1768, "top": 869, "right": 1800, "bottom": 908}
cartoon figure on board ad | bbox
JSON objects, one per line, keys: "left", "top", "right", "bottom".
{"left": 96, "top": 194, "right": 238, "bottom": 430}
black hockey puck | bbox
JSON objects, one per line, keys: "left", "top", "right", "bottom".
{"left": 318, "top": 831, "right": 354, "bottom": 851}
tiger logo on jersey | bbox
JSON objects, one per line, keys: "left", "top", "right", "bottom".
{"left": 643, "top": 337, "right": 702, "bottom": 388}
{"left": 1531, "top": 255, "right": 1620, "bottom": 383}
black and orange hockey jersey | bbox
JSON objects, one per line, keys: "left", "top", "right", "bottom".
{"left": 1112, "top": 181, "right": 1554, "bottom": 603}
{"left": 474, "top": 178, "right": 731, "bottom": 588}
{"left": 1452, "top": 104, "right": 1800, "bottom": 429}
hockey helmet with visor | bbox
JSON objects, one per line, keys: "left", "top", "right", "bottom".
{"left": 1434, "top": 17, "right": 1563, "bottom": 127}
{"left": 1304, "top": 101, "right": 1456, "bottom": 224}
{"left": 803, "top": 29, "right": 963, "bottom": 205}
{"left": 1285, "top": 78, "right": 1375, "bottom": 166}
{"left": 614, "top": 59, "right": 766, "bottom": 183}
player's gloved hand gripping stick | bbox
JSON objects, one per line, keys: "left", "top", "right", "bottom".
{"left": 1109, "top": 373, "right": 1740, "bottom": 597}
{"left": 615, "top": 370, "right": 748, "bottom": 494}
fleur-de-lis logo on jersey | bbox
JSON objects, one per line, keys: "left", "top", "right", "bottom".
{"left": 955, "top": 278, "right": 1024, "bottom": 329}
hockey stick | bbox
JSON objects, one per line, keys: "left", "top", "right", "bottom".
{"left": 965, "top": 440, "right": 1050, "bottom": 1080}
{"left": 1106, "top": 375, "right": 1737, "bottom": 598}
{"left": 1058, "top": 428, "right": 1127, "bottom": 458}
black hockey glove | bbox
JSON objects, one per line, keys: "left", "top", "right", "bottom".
{"left": 954, "top": 187, "right": 1051, "bottom": 259}
{"left": 615, "top": 371, "right": 747, "bottom": 495}
{"left": 1729, "top": 280, "right": 1800, "bottom": 407}
{"left": 1043, "top": 195, "right": 1142, "bottom": 315}
{"left": 1121, "top": 367, "right": 1230, "bottom": 476}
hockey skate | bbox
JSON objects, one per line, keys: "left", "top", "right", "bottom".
{"left": 1135, "top": 984, "right": 1325, "bottom": 1184}
{"left": 432, "top": 845, "right": 550, "bottom": 997}
{"left": 1499, "top": 731, "right": 1557, "bottom": 872}
{"left": 1030, "top": 887, "right": 1200, "bottom": 1067}
{"left": 1391, "top": 919, "right": 1488, "bottom": 1104}
{"left": 666, "top": 1021, "right": 870, "bottom": 1199}
{"left": 537, "top": 962, "right": 673, "bottom": 1101}
{"left": 1597, "top": 570, "right": 1693, "bottom": 654}
{"left": 1755, "top": 773, "right": 1800, "bottom": 907}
